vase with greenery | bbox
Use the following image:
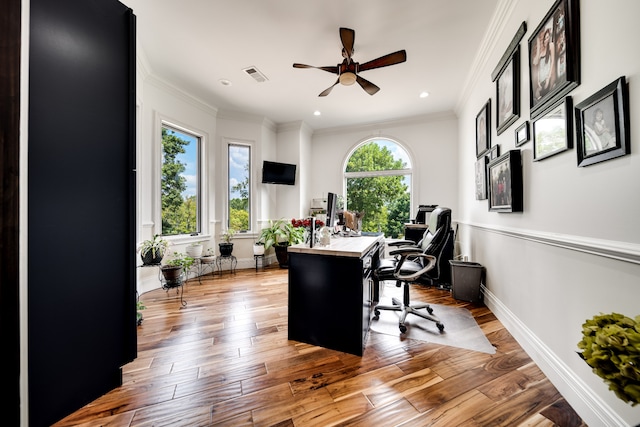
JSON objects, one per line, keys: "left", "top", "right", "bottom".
{"left": 138, "top": 234, "right": 169, "bottom": 265}
{"left": 577, "top": 312, "right": 640, "bottom": 406}
{"left": 258, "top": 219, "right": 305, "bottom": 268}
{"left": 219, "top": 228, "right": 236, "bottom": 256}
{"left": 161, "top": 252, "right": 195, "bottom": 287}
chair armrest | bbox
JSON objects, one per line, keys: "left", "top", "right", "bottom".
{"left": 388, "top": 246, "right": 422, "bottom": 257}
{"left": 387, "top": 239, "right": 416, "bottom": 247}
{"left": 394, "top": 254, "right": 436, "bottom": 282}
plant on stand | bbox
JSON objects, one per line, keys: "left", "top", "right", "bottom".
{"left": 138, "top": 234, "right": 169, "bottom": 265}
{"left": 185, "top": 241, "right": 205, "bottom": 258}
{"left": 161, "top": 252, "right": 195, "bottom": 288}
{"left": 258, "top": 219, "right": 305, "bottom": 268}
{"left": 219, "top": 228, "right": 236, "bottom": 256}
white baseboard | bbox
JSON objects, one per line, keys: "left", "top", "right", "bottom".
{"left": 482, "top": 286, "right": 629, "bottom": 427}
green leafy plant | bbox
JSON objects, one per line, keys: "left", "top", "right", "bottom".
{"left": 137, "top": 234, "right": 169, "bottom": 259}
{"left": 221, "top": 228, "right": 236, "bottom": 243}
{"left": 577, "top": 312, "right": 640, "bottom": 406}
{"left": 165, "top": 252, "right": 195, "bottom": 271}
{"left": 258, "top": 219, "right": 305, "bottom": 250}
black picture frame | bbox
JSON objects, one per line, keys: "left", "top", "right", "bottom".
{"left": 575, "top": 76, "right": 630, "bottom": 167}
{"left": 488, "top": 150, "right": 523, "bottom": 213}
{"left": 533, "top": 96, "right": 573, "bottom": 161}
{"left": 475, "top": 156, "right": 488, "bottom": 200}
{"left": 492, "top": 23, "right": 526, "bottom": 134}
{"left": 528, "top": 0, "right": 580, "bottom": 119}
{"left": 515, "top": 121, "right": 530, "bottom": 146}
{"left": 476, "top": 99, "right": 491, "bottom": 158}
{"left": 488, "top": 145, "right": 500, "bottom": 160}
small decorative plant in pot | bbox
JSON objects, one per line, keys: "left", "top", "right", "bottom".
{"left": 258, "top": 219, "right": 305, "bottom": 268}
{"left": 161, "top": 252, "right": 195, "bottom": 288}
{"left": 138, "top": 234, "right": 169, "bottom": 265}
{"left": 577, "top": 312, "right": 640, "bottom": 406}
{"left": 219, "top": 228, "right": 236, "bottom": 256}
{"left": 200, "top": 247, "right": 216, "bottom": 264}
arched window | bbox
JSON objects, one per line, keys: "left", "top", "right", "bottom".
{"left": 344, "top": 138, "right": 412, "bottom": 238}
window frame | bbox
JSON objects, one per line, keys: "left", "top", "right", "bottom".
{"left": 155, "top": 114, "right": 208, "bottom": 242}
{"left": 225, "top": 139, "right": 254, "bottom": 234}
{"left": 343, "top": 138, "right": 415, "bottom": 232}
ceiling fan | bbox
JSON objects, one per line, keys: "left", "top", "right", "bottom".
{"left": 293, "top": 27, "right": 407, "bottom": 97}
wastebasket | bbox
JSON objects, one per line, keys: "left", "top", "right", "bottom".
{"left": 449, "top": 260, "right": 484, "bottom": 303}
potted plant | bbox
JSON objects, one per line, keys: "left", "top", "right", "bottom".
{"left": 138, "top": 234, "right": 169, "bottom": 265}
{"left": 136, "top": 300, "right": 146, "bottom": 326}
{"left": 161, "top": 252, "right": 195, "bottom": 287}
{"left": 200, "top": 247, "right": 216, "bottom": 264}
{"left": 219, "top": 228, "right": 236, "bottom": 256}
{"left": 258, "top": 219, "right": 305, "bottom": 268}
{"left": 577, "top": 312, "right": 640, "bottom": 406}
{"left": 186, "top": 241, "right": 204, "bottom": 258}
{"left": 253, "top": 240, "right": 265, "bottom": 256}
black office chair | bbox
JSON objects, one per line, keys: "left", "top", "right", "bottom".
{"left": 373, "top": 207, "right": 453, "bottom": 333}
{"left": 376, "top": 206, "right": 453, "bottom": 287}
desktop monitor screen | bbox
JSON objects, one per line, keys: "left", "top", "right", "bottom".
{"left": 326, "top": 192, "right": 338, "bottom": 230}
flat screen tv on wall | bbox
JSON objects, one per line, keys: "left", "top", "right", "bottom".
{"left": 261, "top": 160, "right": 296, "bottom": 185}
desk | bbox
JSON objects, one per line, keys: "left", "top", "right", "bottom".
{"left": 288, "top": 235, "right": 384, "bottom": 356}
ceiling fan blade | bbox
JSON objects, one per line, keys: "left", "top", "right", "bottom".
{"left": 356, "top": 75, "right": 380, "bottom": 95}
{"left": 319, "top": 78, "right": 340, "bottom": 97}
{"left": 359, "top": 50, "right": 407, "bottom": 72}
{"left": 293, "top": 63, "right": 338, "bottom": 74}
{"left": 339, "top": 27, "right": 355, "bottom": 60}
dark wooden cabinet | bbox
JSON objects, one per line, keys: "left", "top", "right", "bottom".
{"left": 28, "top": 1, "right": 136, "bottom": 425}
{"left": 288, "top": 236, "right": 383, "bottom": 356}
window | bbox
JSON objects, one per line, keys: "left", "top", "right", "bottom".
{"left": 161, "top": 124, "right": 201, "bottom": 236}
{"left": 228, "top": 143, "right": 251, "bottom": 231}
{"left": 345, "top": 139, "right": 412, "bottom": 238}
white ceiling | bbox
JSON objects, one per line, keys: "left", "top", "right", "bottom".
{"left": 121, "top": 0, "right": 499, "bottom": 130}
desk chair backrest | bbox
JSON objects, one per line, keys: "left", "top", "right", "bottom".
{"left": 418, "top": 207, "right": 451, "bottom": 253}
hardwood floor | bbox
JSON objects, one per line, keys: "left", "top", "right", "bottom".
{"left": 54, "top": 264, "right": 587, "bottom": 426}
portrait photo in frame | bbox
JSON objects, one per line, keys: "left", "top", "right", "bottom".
{"left": 515, "top": 121, "right": 530, "bottom": 146}
{"left": 488, "top": 150, "right": 523, "bottom": 213}
{"left": 574, "top": 76, "right": 630, "bottom": 167}
{"left": 475, "top": 156, "right": 488, "bottom": 200}
{"left": 528, "top": 0, "right": 580, "bottom": 119}
{"left": 476, "top": 99, "right": 491, "bottom": 158}
{"left": 492, "top": 22, "right": 525, "bottom": 135}
{"left": 533, "top": 96, "right": 573, "bottom": 161}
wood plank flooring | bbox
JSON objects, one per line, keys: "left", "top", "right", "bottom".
{"left": 53, "top": 265, "right": 587, "bottom": 426}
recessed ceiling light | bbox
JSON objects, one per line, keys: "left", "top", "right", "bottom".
{"left": 419, "top": 91, "right": 429, "bottom": 98}
{"left": 219, "top": 79, "right": 232, "bottom": 86}
{"left": 313, "top": 110, "right": 321, "bottom": 116}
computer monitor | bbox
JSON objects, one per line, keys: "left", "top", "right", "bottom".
{"left": 326, "top": 192, "right": 338, "bottom": 231}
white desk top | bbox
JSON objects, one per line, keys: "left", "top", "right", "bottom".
{"left": 288, "top": 234, "right": 384, "bottom": 258}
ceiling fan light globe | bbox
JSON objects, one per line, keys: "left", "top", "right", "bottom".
{"left": 339, "top": 72, "right": 357, "bottom": 86}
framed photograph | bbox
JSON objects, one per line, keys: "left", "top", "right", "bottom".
{"left": 515, "top": 121, "right": 530, "bottom": 146}
{"left": 528, "top": 0, "right": 580, "bottom": 118}
{"left": 533, "top": 96, "right": 573, "bottom": 161}
{"left": 488, "top": 145, "right": 500, "bottom": 160}
{"left": 496, "top": 47, "right": 521, "bottom": 135}
{"left": 488, "top": 150, "right": 523, "bottom": 213}
{"left": 475, "top": 156, "right": 488, "bottom": 200}
{"left": 476, "top": 99, "right": 491, "bottom": 158}
{"left": 575, "top": 76, "right": 630, "bottom": 167}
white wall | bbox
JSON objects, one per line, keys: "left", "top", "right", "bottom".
{"left": 310, "top": 113, "right": 459, "bottom": 216}
{"left": 457, "top": 1, "right": 640, "bottom": 425}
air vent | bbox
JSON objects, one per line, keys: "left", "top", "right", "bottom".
{"left": 242, "top": 66, "right": 268, "bottom": 83}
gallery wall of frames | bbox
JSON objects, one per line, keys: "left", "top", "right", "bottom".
{"left": 474, "top": 0, "right": 630, "bottom": 211}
